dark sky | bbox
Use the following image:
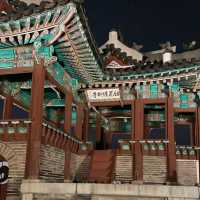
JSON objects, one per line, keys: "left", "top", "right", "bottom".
{"left": 84, "top": 0, "right": 200, "bottom": 52}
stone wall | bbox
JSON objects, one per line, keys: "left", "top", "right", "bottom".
{"left": 115, "top": 153, "right": 133, "bottom": 183}
{"left": 70, "top": 153, "right": 91, "bottom": 182}
{"left": 176, "top": 159, "right": 199, "bottom": 186}
{"left": 39, "top": 145, "right": 65, "bottom": 182}
{"left": 0, "top": 141, "right": 27, "bottom": 200}
{"left": 20, "top": 182, "right": 200, "bottom": 200}
{"left": 143, "top": 156, "right": 167, "bottom": 184}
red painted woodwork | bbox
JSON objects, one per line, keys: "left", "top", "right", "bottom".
{"left": 0, "top": 0, "right": 12, "bottom": 12}
{"left": 75, "top": 103, "right": 83, "bottom": 140}
{"left": 96, "top": 113, "right": 101, "bottom": 143}
{"left": 196, "top": 107, "right": 200, "bottom": 146}
{"left": 3, "top": 96, "right": 13, "bottom": 120}
{"left": 132, "top": 99, "right": 144, "bottom": 181}
{"left": 64, "top": 91, "right": 72, "bottom": 133}
{"left": 64, "top": 150, "right": 71, "bottom": 180}
{"left": 166, "top": 97, "right": 177, "bottom": 182}
{"left": 89, "top": 150, "right": 115, "bottom": 183}
{"left": 25, "top": 61, "right": 45, "bottom": 179}
{"left": 0, "top": 184, "right": 7, "bottom": 200}
{"left": 82, "top": 108, "right": 89, "bottom": 142}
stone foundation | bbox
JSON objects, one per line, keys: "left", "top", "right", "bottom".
{"left": 70, "top": 153, "right": 91, "bottom": 182}
{"left": 143, "top": 156, "right": 167, "bottom": 184}
{"left": 39, "top": 145, "right": 65, "bottom": 182}
{"left": 176, "top": 159, "right": 199, "bottom": 186}
{"left": 20, "top": 182, "right": 200, "bottom": 200}
{"left": 115, "top": 154, "right": 133, "bottom": 183}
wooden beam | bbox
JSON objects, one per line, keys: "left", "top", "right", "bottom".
{"left": 0, "top": 67, "right": 33, "bottom": 76}
{"left": 46, "top": 71, "right": 71, "bottom": 94}
{"left": 25, "top": 60, "right": 45, "bottom": 179}
{"left": 64, "top": 90, "right": 72, "bottom": 133}
{"left": 3, "top": 95, "right": 13, "bottom": 119}
{"left": 166, "top": 97, "right": 177, "bottom": 183}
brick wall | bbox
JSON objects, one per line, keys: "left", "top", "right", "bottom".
{"left": 39, "top": 145, "right": 65, "bottom": 182}
{"left": 143, "top": 156, "right": 167, "bottom": 184}
{"left": 176, "top": 159, "right": 199, "bottom": 186}
{"left": 115, "top": 154, "right": 133, "bottom": 183}
{"left": 0, "top": 141, "right": 27, "bottom": 200}
{"left": 70, "top": 153, "right": 91, "bottom": 182}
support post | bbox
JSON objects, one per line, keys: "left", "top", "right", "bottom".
{"left": 64, "top": 90, "right": 72, "bottom": 133}
{"left": 75, "top": 103, "right": 83, "bottom": 140}
{"left": 82, "top": 108, "right": 89, "bottom": 142}
{"left": 96, "top": 113, "right": 101, "bottom": 143}
{"left": 166, "top": 97, "right": 177, "bottom": 183}
{"left": 63, "top": 91, "right": 72, "bottom": 181}
{"left": 25, "top": 60, "right": 45, "bottom": 179}
{"left": 195, "top": 107, "right": 200, "bottom": 146}
{"left": 132, "top": 99, "right": 143, "bottom": 182}
{"left": 3, "top": 95, "right": 13, "bottom": 119}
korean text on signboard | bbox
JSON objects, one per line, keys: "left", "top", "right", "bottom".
{"left": 86, "top": 88, "right": 121, "bottom": 102}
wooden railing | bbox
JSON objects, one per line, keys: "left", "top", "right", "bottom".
{"left": 176, "top": 146, "right": 200, "bottom": 160}
{"left": 0, "top": 120, "right": 31, "bottom": 141}
{"left": 41, "top": 122, "right": 91, "bottom": 153}
{"left": 118, "top": 140, "right": 169, "bottom": 156}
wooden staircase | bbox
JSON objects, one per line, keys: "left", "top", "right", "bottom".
{"left": 88, "top": 150, "right": 115, "bottom": 183}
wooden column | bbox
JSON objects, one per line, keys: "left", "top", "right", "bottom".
{"left": 96, "top": 113, "right": 101, "bottom": 143}
{"left": 64, "top": 90, "right": 72, "bottom": 133}
{"left": 132, "top": 99, "right": 144, "bottom": 181}
{"left": 195, "top": 107, "right": 200, "bottom": 146}
{"left": 166, "top": 97, "right": 177, "bottom": 182}
{"left": 3, "top": 95, "right": 13, "bottom": 119}
{"left": 75, "top": 103, "right": 83, "bottom": 140}
{"left": 64, "top": 91, "right": 73, "bottom": 181}
{"left": 64, "top": 149, "right": 71, "bottom": 181}
{"left": 82, "top": 108, "right": 89, "bottom": 142}
{"left": 25, "top": 61, "right": 45, "bottom": 179}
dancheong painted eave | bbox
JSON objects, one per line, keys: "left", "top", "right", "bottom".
{"left": 0, "top": 2, "right": 104, "bottom": 84}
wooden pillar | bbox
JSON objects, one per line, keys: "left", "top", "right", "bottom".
{"left": 64, "top": 90, "right": 72, "bottom": 133}
{"left": 25, "top": 61, "right": 45, "bottom": 179}
{"left": 195, "top": 107, "right": 200, "bottom": 146}
{"left": 64, "top": 148, "right": 71, "bottom": 181}
{"left": 82, "top": 108, "right": 89, "bottom": 142}
{"left": 132, "top": 99, "right": 144, "bottom": 181}
{"left": 63, "top": 91, "right": 73, "bottom": 181}
{"left": 96, "top": 113, "right": 101, "bottom": 143}
{"left": 166, "top": 97, "right": 177, "bottom": 182}
{"left": 75, "top": 103, "right": 83, "bottom": 140}
{"left": 3, "top": 95, "right": 13, "bottom": 119}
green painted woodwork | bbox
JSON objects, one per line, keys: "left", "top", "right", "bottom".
{"left": 180, "top": 93, "right": 189, "bottom": 108}
{"left": 150, "top": 83, "right": 158, "bottom": 98}
{"left": 46, "top": 99, "right": 65, "bottom": 107}
{"left": 171, "top": 82, "right": 179, "bottom": 93}
{"left": 72, "top": 110, "right": 77, "bottom": 125}
{"left": 0, "top": 62, "right": 15, "bottom": 68}
{"left": 0, "top": 49, "right": 15, "bottom": 59}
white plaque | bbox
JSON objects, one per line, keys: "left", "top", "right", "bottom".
{"left": 86, "top": 88, "right": 121, "bottom": 102}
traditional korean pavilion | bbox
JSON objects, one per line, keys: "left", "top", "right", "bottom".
{"left": 0, "top": 0, "right": 200, "bottom": 200}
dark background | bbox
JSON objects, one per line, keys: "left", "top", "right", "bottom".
{"left": 84, "top": 0, "right": 200, "bottom": 52}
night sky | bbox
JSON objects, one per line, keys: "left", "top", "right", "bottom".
{"left": 84, "top": 0, "right": 200, "bottom": 52}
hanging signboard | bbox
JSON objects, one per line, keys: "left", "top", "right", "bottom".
{"left": 86, "top": 88, "right": 121, "bottom": 102}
